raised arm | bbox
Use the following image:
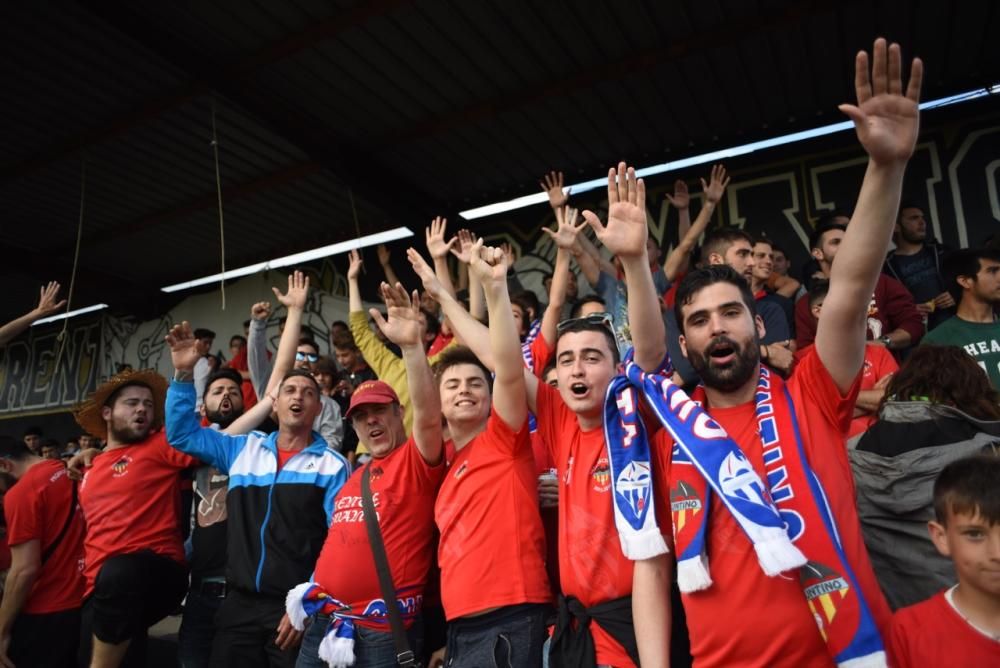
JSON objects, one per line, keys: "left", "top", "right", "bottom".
{"left": 582, "top": 162, "right": 667, "bottom": 371}
{"left": 0, "top": 282, "right": 66, "bottom": 346}
{"left": 817, "top": 38, "right": 922, "bottom": 392}
{"left": 247, "top": 301, "right": 273, "bottom": 399}
{"left": 426, "top": 216, "right": 458, "bottom": 299}
{"left": 540, "top": 206, "right": 587, "bottom": 343}
{"left": 663, "top": 165, "right": 729, "bottom": 282}
{"left": 453, "top": 229, "right": 485, "bottom": 321}
{"left": 369, "top": 282, "right": 443, "bottom": 465}
{"left": 376, "top": 244, "right": 401, "bottom": 289}
{"left": 470, "top": 241, "right": 527, "bottom": 430}
{"left": 666, "top": 179, "right": 692, "bottom": 242}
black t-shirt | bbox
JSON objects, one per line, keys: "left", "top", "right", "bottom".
{"left": 886, "top": 245, "right": 953, "bottom": 329}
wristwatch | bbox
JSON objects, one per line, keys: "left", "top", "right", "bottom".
{"left": 877, "top": 335, "right": 892, "bottom": 348}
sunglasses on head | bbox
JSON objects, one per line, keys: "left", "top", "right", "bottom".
{"left": 295, "top": 352, "right": 319, "bottom": 363}
{"left": 556, "top": 311, "right": 614, "bottom": 334}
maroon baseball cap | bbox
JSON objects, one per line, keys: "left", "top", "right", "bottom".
{"left": 345, "top": 380, "right": 400, "bottom": 418}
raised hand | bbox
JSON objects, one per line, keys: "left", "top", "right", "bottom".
{"left": 539, "top": 170, "right": 569, "bottom": 209}
{"left": 272, "top": 270, "right": 309, "bottom": 310}
{"left": 406, "top": 248, "right": 446, "bottom": 300}
{"left": 839, "top": 38, "right": 922, "bottom": 166}
{"left": 468, "top": 239, "right": 509, "bottom": 286}
{"left": 425, "top": 216, "right": 457, "bottom": 259}
{"left": 450, "top": 229, "right": 478, "bottom": 265}
{"left": 701, "top": 164, "right": 730, "bottom": 204}
{"left": 376, "top": 244, "right": 391, "bottom": 266}
{"left": 250, "top": 301, "right": 271, "bottom": 321}
{"left": 582, "top": 162, "right": 648, "bottom": 259}
{"left": 369, "top": 282, "right": 425, "bottom": 348}
{"left": 665, "top": 179, "right": 689, "bottom": 210}
{"left": 34, "top": 281, "right": 67, "bottom": 317}
{"left": 542, "top": 206, "right": 587, "bottom": 250}
{"left": 165, "top": 321, "right": 202, "bottom": 372}
{"left": 347, "top": 249, "right": 363, "bottom": 280}
{"left": 499, "top": 241, "right": 518, "bottom": 268}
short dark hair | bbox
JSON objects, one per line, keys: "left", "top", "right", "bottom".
{"left": 243, "top": 319, "right": 251, "bottom": 329}
{"left": 205, "top": 368, "right": 242, "bottom": 394}
{"left": 432, "top": 346, "right": 493, "bottom": 393}
{"left": 332, "top": 330, "right": 358, "bottom": 351}
{"left": 942, "top": 248, "right": 1000, "bottom": 301}
{"left": 297, "top": 337, "right": 319, "bottom": 354}
{"left": 674, "top": 265, "right": 758, "bottom": 335}
{"left": 570, "top": 295, "right": 606, "bottom": 319}
{"left": 0, "top": 435, "right": 32, "bottom": 461}
{"left": 933, "top": 454, "right": 1000, "bottom": 526}
{"left": 808, "top": 279, "right": 830, "bottom": 307}
{"left": 420, "top": 308, "right": 441, "bottom": 337}
{"left": 280, "top": 368, "right": 321, "bottom": 393}
{"left": 816, "top": 210, "right": 851, "bottom": 227}
{"left": 331, "top": 320, "right": 348, "bottom": 331}
{"left": 701, "top": 227, "right": 753, "bottom": 264}
{"left": 809, "top": 223, "right": 846, "bottom": 252}
{"left": 512, "top": 290, "right": 541, "bottom": 319}
{"left": 897, "top": 201, "right": 922, "bottom": 222}
{"left": 770, "top": 242, "right": 787, "bottom": 257}
{"left": 554, "top": 319, "right": 621, "bottom": 366}
{"left": 23, "top": 426, "right": 42, "bottom": 438}
{"left": 193, "top": 328, "right": 216, "bottom": 340}
{"left": 229, "top": 335, "right": 247, "bottom": 346}
{"left": 752, "top": 236, "right": 773, "bottom": 249}
{"left": 313, "top": 355, "right": 338, "bottom": 378}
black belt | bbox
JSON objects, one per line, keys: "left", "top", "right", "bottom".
{"left": 196, "top": 578, "right": 227, "bottom": 598}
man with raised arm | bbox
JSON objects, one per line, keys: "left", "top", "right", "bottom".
{"left": 165, "top": 272, "right": 350, "bottom": 668}
{"left": 289, "top": 281, "right": 445, "bottom": 668}
{"left": 410, "top": 163, "right": 673, "bottom": 668}
{"left": 621, "top": 38, "right": 918, "bottom": 666}
{"left": 0, "top": 281, "right": 66, "bottom": 347}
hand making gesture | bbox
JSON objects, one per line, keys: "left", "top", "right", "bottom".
{"left": 702, "top": 164, "right": 730, "bottom": 204}
{"left": 542, "top": 206, "right": 587, "bottom": 250}
{"left": 347, "top": 249, "right": 363, "bottom": 281}
{"left": 467, "top": 239, "right": 509, "bottom": 286}
{"left": 33, "top": 281, "right": 67, "bottom": 318}
{"left": 582, "top": 161, "right": 649, "bottom": 259}
{"left": 539, "top": 170, "right": 569, "bottom": 209}
{"left": 425, "top": 216, "right": 457, "bottom": 259}
{"left": 272, "top": 271, "right": 309, "bottom": 311}
{"left": 370, "top": 282, "right": 425, "bottom": 350}
{"left": 407, "top": 248, "right": 447, "bottom": 301}
{"left": 165, "top": 321, "right": 202, "bottom": 372}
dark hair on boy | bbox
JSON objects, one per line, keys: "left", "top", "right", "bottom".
{"left": 808, "top": 279, "right": 830, "bottom": 307}
{"left": 193, "top": 328, "right": 216, "bottom": 340}
{"left": 23, "top": 426, "right": 42, "bottom": 438}
{"left": 313, "top": 356, "right": 339, "bottom": 379}
{"left": 432, "top": 346, "right": 494, "bottom": 393}
{"left": 809, "top": 222, "right": 847, "bottom": 252}
{"left": 700, "top": 227, "right": 754, "bottom": 264}
{"left": 882, "top": 345, "right": 1000, "bottom": 421}
{"left": 674, "top": 265, "right": 758, "bottom": 336}
{"left": 933, "top": 454, "right": 1000, "bottom": 526}
{"left": 941, "top": 247, "right": 1000, "bottom": 303}
{"left": 205, "top": 368, "right": 243, "bottom": 393}
{"left": 332, "top": 330, "right": 359, "bottom": 352}
{"left": 0, "top": 435, "right": 32, "bottom": 461}
{"left": 298, "top": 337, "right": 319, "bottom": 353}
{"left": 420, "top": 308, "right": 441, "bottom": 337}
{"left": 512, "top": 291, "right": 541, "bottom": 320}
{"left": 554, "top": 318, "right": 621, "bottom": 366}
{"left": 570, "top": 296, "right": 606, "bottom": 319}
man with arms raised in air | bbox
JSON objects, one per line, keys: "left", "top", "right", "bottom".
{"left": 410, "top": 164, "right": 673, "bottom": 668}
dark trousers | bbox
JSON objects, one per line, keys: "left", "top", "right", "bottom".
{"left": 10, "top": 607, "right": 80, "bottom": 668}
{"left": 178, "top": 581, "right": 227, "bottom": 668}
{"left": 78, "top": 551, "right": 188, "bottom": 667}
{"left": 445, "top": 604, "right": 548, "bottom": 668}
{"left": 210, "top": 589, "right": 298, "bottom": 668}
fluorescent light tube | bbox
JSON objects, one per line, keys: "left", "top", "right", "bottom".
{"left": 32, "top": 303, "right": 109, "bottom": 326}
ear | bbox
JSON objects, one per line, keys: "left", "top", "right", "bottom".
{"left": 678, "top": 334, "right": 689, "bottom": 359}
{"left": 956, "top": 275, "right": 975, "bottom": 292}
{"left": 101, "top": 405, "right": 112, "bottom": 422}
{"left": 198, "top": 403, "right": 207, "bottom": 419}
{"left": 754, "top": 314, "right": 767, "bottom": 340}
{"left": 708, "top": 252, "right": 725, "bottom": 266}
{"left": 810, "top": 248, "right": 824, "bottom": 262}
{"left": 927, "top": 521, "right": 952, "bottom": 558}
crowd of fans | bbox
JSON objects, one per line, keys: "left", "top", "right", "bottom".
{"left": 0, "top": 38, "right": 998, "bottom": 668}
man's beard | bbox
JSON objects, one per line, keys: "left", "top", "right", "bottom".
{"left": 205, "top": 402, "right": 243, "bottom": 429}
{"left": 687, "top": 334, "right": 759, "bottom": 393}
{"left": 108, "top": 421, "right": 151, "bottom": 444}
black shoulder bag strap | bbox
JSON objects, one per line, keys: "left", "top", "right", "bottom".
{"left": 361, "top": 466, "right": 418, "bottom": 668}
{"left": 42, "top": 479, "right": 78, "bottom": 564}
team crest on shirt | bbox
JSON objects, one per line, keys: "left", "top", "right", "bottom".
{"left": 800, "top": 561, "right": 850, "bottom": 640}
{"left": 670, "top": 481, "right": 703, "bottom": 531}
{"left": 111, "top": 455, "right": 133, "bottom": 478}
{"left": 590, "top": 457, "right": 611, "bottom": 492}
{"left": 453, "top": 462, "right": 468, "bottom": 480}
{"left": 369, "top": 465, "right": 384, "bottom": 482}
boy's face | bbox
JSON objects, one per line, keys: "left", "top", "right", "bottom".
{"left": 928, "top": 509, "right": 1000, "bottom": 598}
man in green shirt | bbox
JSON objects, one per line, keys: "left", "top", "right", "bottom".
{"left": 922, "top": 248, "right": 1000, "bottom": 388}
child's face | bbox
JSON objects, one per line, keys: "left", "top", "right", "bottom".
{"left": 929, "top": 510, "right": 1000, "bottom": 597}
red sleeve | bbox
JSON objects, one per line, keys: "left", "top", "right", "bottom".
{"left": 792, "top": 347, "right": 862, "bottom": 440}
{"left": 155, "top": 431, "right": 200, "bottom": 469}
{"left": 794, "top": 294, "right": 816, "bottom": 348}
{"left": 483, "top": 411, "right": 530, "bottom": 458}
{"left": 3, "top": 482, "right": 41, "bottom": 547}
{"left": 651, "top": 430, "right": 676, "bottom": 553}
{"left": 871, "top": 344, "right": 899, "bottom": 378}
{"left": 529, "top": 335, "right": 552, "bottom": 377}
{"left": 887, "top": 610, "right": 916, "bottom": 668}
{"left": 535, "top": 381, "right": 567, "bottom": 465}
{"left": 402, "top": 436, "right": 446, "bottom": 489}
{"left": 880, "top": 275, "right": 925, "bottom": 345}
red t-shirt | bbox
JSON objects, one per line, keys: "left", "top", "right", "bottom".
{"left": 436, "top": 413, "right": 551, "bottom": 620}
{"left": 4, "top": 459, "right": 85, "bottom": 613}
{"left": 526, "top": 334, "right": 552, "bottom": 378}
{"left": 535, "top": 382, "right": 672, "bottom": 668}
{"left": 80, "top": 431, "right": 198, "bottom": 595}
{"left": 313, "top": 438, "right": 444, "bottom": 630}
{"left": 276, "top": 447, "right": 297, "bottom": 470}
{"left": 666, "top": 350, "right": 891, "bottom": 667}
{"left": 888, "top": 588, "right": 1000, "bottom": 667}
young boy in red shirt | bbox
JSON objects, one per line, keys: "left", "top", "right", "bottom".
{"left": 888, "top": 455, "right": 1000, "bottom": 666}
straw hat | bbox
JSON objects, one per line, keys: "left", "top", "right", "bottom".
{"left": 72, "top": 368, "right": 169, "bottom": 440}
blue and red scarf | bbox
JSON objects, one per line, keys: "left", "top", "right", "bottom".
{"left": 605, "top": 353, "right": 886, "bottom": 667}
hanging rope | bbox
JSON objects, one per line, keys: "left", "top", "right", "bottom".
{"left": 211, "top": 99, "right": 227, "bottom": 310}
{"left": 348, "top": 187, "right": 364, "bottom": 275}
{"left": 52, "top": 156, "right": 87, "bottom": 372}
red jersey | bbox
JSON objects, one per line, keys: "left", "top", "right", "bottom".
{"left": 80, "top": 431, "right": 197, "bottom": 595}
{"left": 535, "top": 382, "right": 672, "bottom": 668}
{"left": 665, "top": 350, "right": 891, "bottom": 667}
{"left": 4, "top": 459, "right": 85, "bottom": 613}
{"left": 889, "top": 588, "right": 1000, "bottom": 667}
{"left": 313, "top": 438, "right": 444, "bottom": 630}
{"left": 526, "top": 334, "right": 552, "bottom": 378}
{"left": 436, "top": 413, "right": 551, "bottom": 620}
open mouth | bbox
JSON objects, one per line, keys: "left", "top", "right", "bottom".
{"left": 455, "top": 399, "right": 476, "bottom": 407}
{"left": 368, "top": 428, "right": 385, "bottom": 439}
{"left": 708, "top": 342, "right": 737, "bottom": 365}
{"left": 570, "top": 382, "right": 589, "bottom": 397}
{"left": 289, "top": 403, "right": 303, "bottom": 416}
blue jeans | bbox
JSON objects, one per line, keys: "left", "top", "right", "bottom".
{"left": 296, "top": 615, "right": 424, "bottom": 668}
{"left": 445, "top": 604, "right": 547, "bottom": 668}
{"left": 178, "top": 588, "right": 225, "bottom": 668}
